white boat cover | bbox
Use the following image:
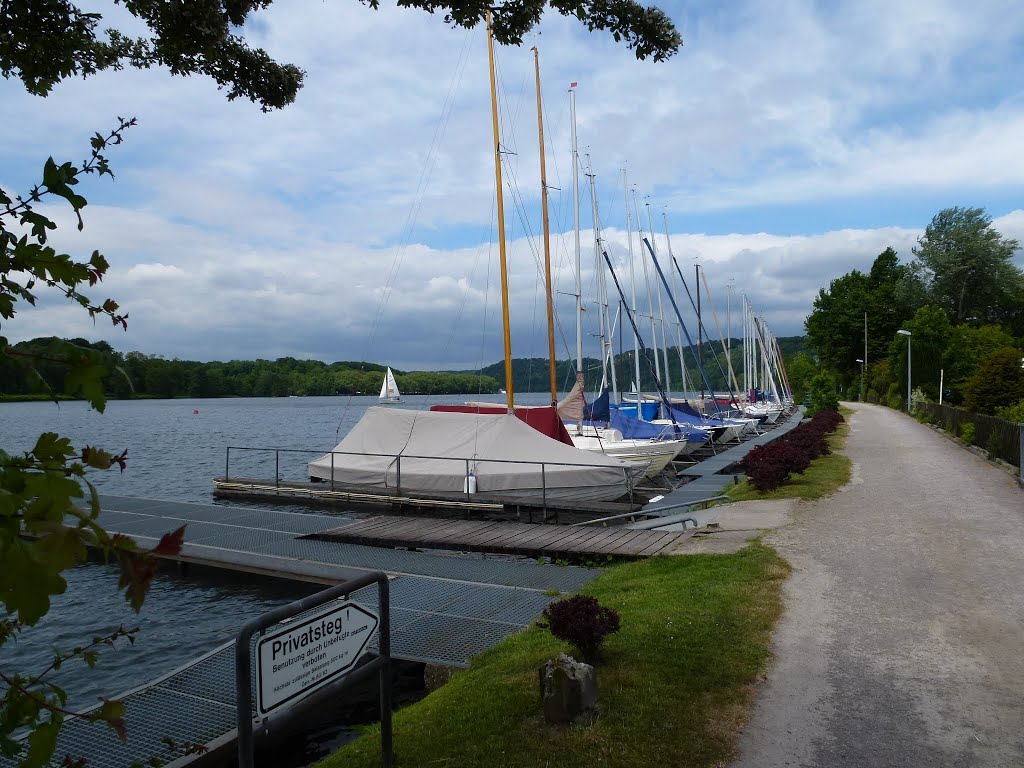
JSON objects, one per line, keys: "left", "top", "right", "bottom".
{"left": 308, "top": 407, "right": 633, "bottom": 501}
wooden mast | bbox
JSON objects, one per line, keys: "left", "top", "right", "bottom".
{"left": 486, "top": 11, "right": 515, "bottom": 411}
{"left": 532, "top": 46, "right": 557, "bottom": 405}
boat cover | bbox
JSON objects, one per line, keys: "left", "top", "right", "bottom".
{"left": 555, "top": 373, "right": 585, "bottom": 422}
{"left": 430, "top": 404, "right": 574, "bottom": 446}
{"left": 583, "top": 389, "right": 610, "bottom": 422}
{"left": 308, "top": 407, "right": 632, "bottom": 497}
{"left": 609, "top": 410, "right": 681, "bottom": 440}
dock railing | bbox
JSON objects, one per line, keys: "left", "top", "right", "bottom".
{"left": 223, "top": 445, "right": 639, "bottom": 511}
{"left": 570, "top": 495, "right": 731, "bottom": 530}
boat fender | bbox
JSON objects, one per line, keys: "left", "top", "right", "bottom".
{"left": 463, "top": 470, "right": 477, "bottom": 494}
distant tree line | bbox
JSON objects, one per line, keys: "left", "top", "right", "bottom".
{"left": 1, "top": 336, "right": 806, "bottom": 402}
{"left": 803, "top": 206, "right": 1024, "bottom": 418}
{"left": 0, "top": 340, "right": 502, "bottom": 399}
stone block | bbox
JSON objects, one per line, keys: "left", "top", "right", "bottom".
{"left": 539, "top": 653, "right": 597, "bottom": 724}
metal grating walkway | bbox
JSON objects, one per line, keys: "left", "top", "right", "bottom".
{"left": 1, "top": 496, "right": 601, "bottom": 768}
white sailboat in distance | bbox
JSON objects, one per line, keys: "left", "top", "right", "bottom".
{"left": 379, "top": 367, "right": 401, "bottom": 403}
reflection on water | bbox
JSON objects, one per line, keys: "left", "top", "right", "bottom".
{"left": 0, "top": 560, "right": 318, "bottom": 713}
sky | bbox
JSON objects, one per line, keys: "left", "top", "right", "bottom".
{"left": 3, "top": 0, "right": 1023, "bottom": 372}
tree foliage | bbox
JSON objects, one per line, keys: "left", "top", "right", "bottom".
{"left": 1, "top": 0, "right": 681, "bottom": 113}
{"left": 963, "top": 347, "right": 1024, "bottom": 415}
{"left": 806, "top": 209, "right": 1024, "bottom": 413}
{"left": 911, "top": 207, "right": 1023, "bottom": 326}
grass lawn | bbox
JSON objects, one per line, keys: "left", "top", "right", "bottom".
{"left": 317, "top": 543, "right": 790, "bottom": 768}
{"left": 723, "top": 410, "right": 852, "bottom": 503}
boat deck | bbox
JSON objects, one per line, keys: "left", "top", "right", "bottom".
{"left": 315, "top": 515, "right": 691, "bottom": 559}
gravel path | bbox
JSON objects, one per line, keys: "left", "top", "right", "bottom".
{"left": 732, "top": 402, "right": 1024, "bottom": 768}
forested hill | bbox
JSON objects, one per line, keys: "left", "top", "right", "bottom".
{"left": 473, "top": 336, "right": 806, "bottom": 394}
{"left": 1, "top": 336, "right": 804, "bottom": 400}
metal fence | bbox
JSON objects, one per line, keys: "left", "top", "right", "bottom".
{"left": 918, "top": 403, "right": 1022, "bottom": 468}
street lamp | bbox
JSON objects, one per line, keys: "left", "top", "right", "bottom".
{"left": 856, "top": 359, "right": 864, "bottom": 402}
{"left": 896, "top": 330, "right": 911, "bottom": 411}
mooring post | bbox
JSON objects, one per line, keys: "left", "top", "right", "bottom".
{"left": 275, "top": 450, "right": 280, "bottom": 488}
{"left": 225, "top": 447, "right": 230, "bottom": 482}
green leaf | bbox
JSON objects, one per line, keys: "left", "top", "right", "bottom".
{"left": 63, "top": 364, "right": 108, "bottom": 412}
{"left": 25, "top": 714, "right": 62, "bottom": 768}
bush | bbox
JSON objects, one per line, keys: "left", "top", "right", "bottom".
{"left": 865, "top": 388, "right": 879, "bottom": 404}
{"left": 963, "top": 347, "right": 1024, "bottom": 414}
{"left": 960, "top": 422, "right": 976, "bottom": 445}
{"left": 739, "top": 410, "right": 844, "bottom": 491}
{"left": 807, "top": 372, "right": 839, "bottom": 416}
{"left": 986, "top": 432, "right": 1002, "bottom": 460}
{"left": 541, "top": 595, "right": 620, "bottom": 664}
{"left": 740, "top": 445, "right": 792, "bottom": 491}
{"left": 995, "top": 399, "right": 1024, "bottom": 424}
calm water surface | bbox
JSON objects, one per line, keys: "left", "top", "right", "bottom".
{"left": 0, "top": 394, "right": 548, "bottom": 757}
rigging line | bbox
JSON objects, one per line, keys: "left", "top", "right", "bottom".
{"left": 699, "top": 269, "right": 742, "bottom": 398}
{"left": 331, "top": 31, "right": 477, "bottom": 437}
{"left": 501, "top": 160, "right": 547, "bottom": 367}
{"left": 600, "top": 249, "right": 681, "bottom": 435}
{"left": 367, "top": 27, "right": 475, "bottom": 328}
{"left": 642, "top": 237, "right": 723, "bottom": 415}
{"left": 669, "top": 256, "right": 738, "bottom": 405}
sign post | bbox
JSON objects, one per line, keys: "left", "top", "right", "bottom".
{"left": 236, "top": 572, "right": 392, "bottom": 768}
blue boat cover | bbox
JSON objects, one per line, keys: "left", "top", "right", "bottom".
{"left": 610, "top": 410, "right": 678, "bottom": 440}
{"left": 583, "top": 389, "right": 611, "bottom": 422}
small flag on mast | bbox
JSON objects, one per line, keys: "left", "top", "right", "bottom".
{"left": 570, "top": 81, "right": 578, "bottom": 88}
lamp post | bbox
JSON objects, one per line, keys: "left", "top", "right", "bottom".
{"left": 897, "top": 330, "right": 911, "bottom": 411}
{"left": 856, "top": 358, "right": 864, "bottom": 402}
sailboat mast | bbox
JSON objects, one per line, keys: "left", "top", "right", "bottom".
{"left": 696, "top": 260, "right": 703, "bottom": 400}
{"left": 646, "top": 202, "right": 671, "bottom": 397}
{"left": 486, "top": 11, "right": 515, "bottom": 411}
{"left": 662, "top": 212, "right": 688, "bottom": 396}
{"left": 623, "top": 169, "right": 641, "bottom": 399}
{"left": 586, "top": 155, "right": 618, "bottom": 400}
{"left": 632, "top": 189, "right": 661, "bottom": 386}
{"left": 532, "top": 47, "right": 557, "bottom": 405}
{"left": 570, "top": 87, "right": 583, "bottom": 385}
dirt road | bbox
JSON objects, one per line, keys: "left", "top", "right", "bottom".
{"left": 732, "top": 402, "right": 1024, "bottom": 767}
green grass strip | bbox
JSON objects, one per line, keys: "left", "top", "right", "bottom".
{"left": 318, "top": 543, "right": 789, "bottom": 768}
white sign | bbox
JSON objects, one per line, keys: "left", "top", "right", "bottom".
{"left": 255, "top": 600, "right": 379, "bottom": 715}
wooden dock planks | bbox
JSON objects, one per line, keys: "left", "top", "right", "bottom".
{"left": 315, "top": 515, "right": 688, "bottom": 560}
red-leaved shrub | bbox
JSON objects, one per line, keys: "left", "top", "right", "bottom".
{"left": 739, "top": 409, "right": 844, "bottom": 491}
{"left": 541, "top": 595, "right": 620, "bottom": 664}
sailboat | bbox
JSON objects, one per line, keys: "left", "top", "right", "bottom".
{"left": 379, "top": 367, "right": 401, "bottom": 403}
{"left": 557, "top": 99, "right": 692, "bottom": 477}
{"left": 308, "top": 18, "right": 640, "bottom": 505}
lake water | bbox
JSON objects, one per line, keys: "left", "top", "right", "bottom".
{"left": 0, "top": 393, "right": 549, "bottom": 762}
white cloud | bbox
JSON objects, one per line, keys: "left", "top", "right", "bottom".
{"left": 3, "top": 0, "right": 1023, "bottom": 373}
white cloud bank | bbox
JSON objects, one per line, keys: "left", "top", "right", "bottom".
{"left": 2, "top": 0, "right": 1023, "bottom": 370}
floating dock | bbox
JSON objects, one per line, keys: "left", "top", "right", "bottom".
{"left": 314, "top": 515, "right": 691, "bottom": 559}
